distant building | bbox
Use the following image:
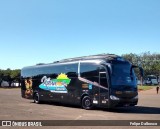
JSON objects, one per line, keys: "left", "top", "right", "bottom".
{"left": 11, "top": 82, "right": 20, "bottom": 87}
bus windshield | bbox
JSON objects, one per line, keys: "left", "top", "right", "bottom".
{"left": 111, "top": 62, "right": 137, "bottom": 87}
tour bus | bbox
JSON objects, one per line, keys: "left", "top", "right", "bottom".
{"left": 21, "top": 54, "right": 143, "bottom": 109}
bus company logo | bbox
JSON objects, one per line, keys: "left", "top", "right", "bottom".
{"left": 39, "top": 73, "right": 71, "bottom": 93}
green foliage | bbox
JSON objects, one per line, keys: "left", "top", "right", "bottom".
{"left": 138, "top": 86, "right": 154, "bottom": 91}
{"left": 122, "top": 52, "right": 160, "bottom": 78}
{"left": 0, "top": 69, "right": 21, "bottom": 82}
{"left": 10, "top": 69, "right": 21, "bottom": 79}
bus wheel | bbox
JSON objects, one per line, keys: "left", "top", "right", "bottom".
{"left": 34, "top": 93, "right": 41, "bottom": 104}
{"left": 82, "top": 96, "right": 92, "bottom": 110}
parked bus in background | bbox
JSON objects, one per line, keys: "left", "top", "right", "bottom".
{"left": 21, "top": 54, "right": 143, "bottom": 109}
{"left": 144, "top": 75, "right": 158, "bottom": 85}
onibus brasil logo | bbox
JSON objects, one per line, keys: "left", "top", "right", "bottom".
{"left": 39, "top": 73, "right": 71, "bottom": 93}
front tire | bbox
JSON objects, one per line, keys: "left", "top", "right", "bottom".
{"left": 34, "top": 93, "right": 41, "bottom": 104}
{"left": 81, "top": 96, "right": 92, "bottom": 110}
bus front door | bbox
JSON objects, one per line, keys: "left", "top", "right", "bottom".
{"left": 99, "top": 71, "right": 109, "bottom": 107}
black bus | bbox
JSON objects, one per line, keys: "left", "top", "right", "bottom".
{"left": 21, "top": 54, "right": 143, "bottom": 109}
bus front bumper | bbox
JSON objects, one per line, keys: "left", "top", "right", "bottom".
{"left": 109, "top": 95, "right": 138, "bottom": 108}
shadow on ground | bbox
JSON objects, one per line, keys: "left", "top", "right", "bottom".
{"left": 30, "top": 101, "right": 160, "bottom": 114}
{"left": 102, "top": 106, "right": 160, "bottom": 114}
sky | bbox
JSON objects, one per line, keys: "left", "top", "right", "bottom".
{"left": 0, "top": 0, "right": 160, "bottom": 69}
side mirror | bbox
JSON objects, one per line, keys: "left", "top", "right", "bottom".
{"left": 139, "top": 67, "right": 144, "bottom": 77}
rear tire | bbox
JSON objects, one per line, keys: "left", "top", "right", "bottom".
{"left": 81, "top": 96, "right": 92, "bottom": 110}
{"left": 34, "top": 93, "right": 41, "bottom": 104}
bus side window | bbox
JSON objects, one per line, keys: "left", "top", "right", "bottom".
{"left": 80, "top": 63, "right": 99, "bottom": 83}
{"left": 48, "top": 63, "right": 78, "bottom": 78}
{"left": 99, "top": 66, "right": 108, "bottom": 88}
{"left": 64, "top": 64, "right": 78, "bottom": 78}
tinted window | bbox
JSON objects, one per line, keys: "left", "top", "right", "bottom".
{"left": 80, "top": 63, "right": 99, "bottom": 83}
{"left": 111, "top": 62, "right": 137, "bottom": 86}
{"left": 99, "top": 66, "right": 108, "bottom": 87}
{"left": 21, "top": 63, "right": 78, "bottom": 78}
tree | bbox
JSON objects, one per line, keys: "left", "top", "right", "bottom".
{"left": 122, "top": 52, "right": 160, "bottom": 79}
{"left": 0, "top": 68, "right": 21, "bottom": 87}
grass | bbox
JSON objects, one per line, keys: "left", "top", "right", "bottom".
{"left": 138, "top": 85, "right": 154, "bottom": 91}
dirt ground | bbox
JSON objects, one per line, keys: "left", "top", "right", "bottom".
{"left": 0, "top": 87, "right": 159, "bottom": 129}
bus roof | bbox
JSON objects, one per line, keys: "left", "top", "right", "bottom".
{"left": 22, "top": 54, "right": 125, "bottom": 69}
{"left": 55, "top": 53, "right": 120, "bottom": 63}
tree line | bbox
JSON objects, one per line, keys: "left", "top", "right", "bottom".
{"left": 122, "top": 52, "right": 160, "bottom": 79}
{"left": 0, "top": 52, "right": 160, "bottom": 86}
{"left": 0, "top": 69, "right": 20, "bottom": 86}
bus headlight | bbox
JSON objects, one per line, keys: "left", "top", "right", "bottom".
{"left": 110, "top": 95, "right": 120, "bottom": 100}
